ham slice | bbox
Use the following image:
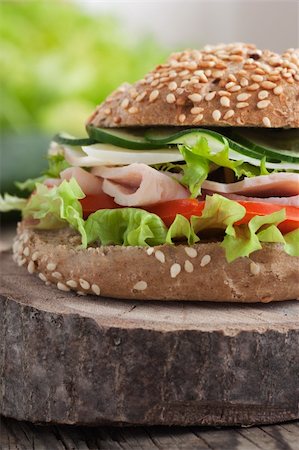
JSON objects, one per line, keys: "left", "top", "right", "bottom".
{"left": 202, "top": 192, "right": 299, "bottom": 207}
{"left": 60, "top": 167, "right": 103, "bottom": 195}
{"left": 202, "top": 173, "right": 299, "bottom": 197}
{"left": 92, "top": 163, "right": 189, "bottom": 206}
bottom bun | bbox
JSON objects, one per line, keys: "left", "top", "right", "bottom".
{"left": 12, "top": 222, "right": 299, "bottom": 303}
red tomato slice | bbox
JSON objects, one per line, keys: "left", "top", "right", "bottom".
{"left": 80, "top": 194, "right": 119, "bottom": 219}
{"left": 147, "top": 199, "right": 299, "bottom": 234}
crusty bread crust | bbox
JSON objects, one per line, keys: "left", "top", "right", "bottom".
{"left": 13, "top": 223, "right": 299, "bottom": 302}
{"left": 87, "top": 43, "right": 299, "bottom": 129}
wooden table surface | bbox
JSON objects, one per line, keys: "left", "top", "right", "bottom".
{"left": 1, "top": 225, "right": 298, "bottom": 449}
{"left": 1, "top": 416, "right": 299, "bottom": 450}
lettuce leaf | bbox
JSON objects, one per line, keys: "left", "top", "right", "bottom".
{"left": 191, "top": 194, "right": 246, "bottom": 235}
{"left": 0, "top": 193, "right": 27, "bottom": 212}
{"left": 84, "top": 208, "right": 167, "bottom": 247}
{"left": 283, "top": 229, "right": 299, "bottom": 256}
{"left": 166, "top": 214, "right": 199, "bottom": 245}
{"left": 23, "top": 178, "right": 87, "bottom": 243}
{"left": 221, "top": 209, "right": 286, "bottom": 262}
{"left": 179, "top": 137, "right": 245, "bottom": 196}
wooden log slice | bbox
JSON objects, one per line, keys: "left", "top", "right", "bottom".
{"left": 1, "top": 250, "right": 299, "bottom": 426}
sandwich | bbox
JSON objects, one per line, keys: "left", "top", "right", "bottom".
{"left": 1, "top": 42, "right": 298, "bottom": 302}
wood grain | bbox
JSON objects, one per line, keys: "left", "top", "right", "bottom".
{"left": 1, "top": 250, "right": 299, "bottom": 426}
{"left": 1, "top": 417, "right": 299, "bottom": 450}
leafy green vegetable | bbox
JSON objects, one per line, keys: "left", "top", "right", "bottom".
{"left": 84, "top": 208, "right": 167, "bottom": 247}
{"left": 166, "top": 214, "right": 199, "bottom": 245}
{"left": 191, "top": 194, "right": 246, "bottom": 235}
{"left": 0, "top": 193, "right": 27, "bottom": 212}
{"left": 283, "top": 229, "right": 299, "bottom": 256}
{"left": 22, "top": 179, "right": 86, "bottom": 242}
{"left": 221, "top": 209, "right": 286, "bottom": 262}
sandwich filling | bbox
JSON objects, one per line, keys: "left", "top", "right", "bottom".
{"left": 1, "top": 126, "right": 299, "bottom": 262}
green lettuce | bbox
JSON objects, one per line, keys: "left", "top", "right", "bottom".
{"left": 0, "top": 193, "right": 27, "bottom": 212}
{"left": 283, "top": 229, "right": 299, "bottom": 256}
{"left": 84, "top": 208, "right": 167, "bottom": 247}
{"left": 221, "top": 209, "right": 287, "bottom": 262}
{"left": 166, "top": 214, "right": 199, "bottom": 245}
{"left": 191, "top": 194, "right": 246, "bottom": 235}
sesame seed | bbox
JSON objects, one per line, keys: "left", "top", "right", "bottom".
{"left": 184, "top": 260, "right": 194, "bottom": 273}
{"left": 168, "top": 81, "right": 177, "bottom": 91}
{"left": 229, "top": 85, "right": 241, "bottom": 92}
{"left": 191, "top": 106, "right": 204, "bottom": 115}
{"left": 180, "top": 80, "right": 189, "bottom": 87}
{"left": 166, "top": 93, "right": 176, "bottom": 104}
{"left": 31, "top": 251, "right": 39, "bottom": 261}
{"left": 17, "top": 258, "right": 26, "bottom": 267}
{"left": 258, "top": 90, "right": 269, "bottom": 100}
{"left": 57, "top": 282, "right": 70, "bottom": 292}
{"left": 220, "top": 96, "right": 230, "bottom": 107}
{"left": 240, "top": 77, "right": 249, "bottom": 87}
{"left": 150, "top": 79, "right": 159, "bottom": 87}
{"left": 218, "top": 90, "right": 231, "bottom": 97}
{"left": 261, "top": 80, "right": 276, "bottom": 89}
{"left": 223, "top": 109, "right": 235, "bottom": 119}
{"left": 149, "top": 90, "right": 159, "bottom": 102}
{"left": 251, "top": 74, "right": 263, "bottom": 82}
{"left": 23, "top": 234, "right": 29, "bottom": 244}
{"left": 77, "top": 291, "right": 86, "bottom": 296}
{"left": 121, "top": 98, "right": 129, "bottom": 109}
{"left": 91, "top": 284, "right": 101, "bottom": 295}
{"left": 257, "top": 100, "right": 270, "bottom": 109}
{"left": 179, "top": 69, "right": 189, "bottom": 77}
{"left": 133, "top": 281, "right": 148, "bottom": 291}
{"left": 236, "top": 102, "right": 249, "bottom": 109}
{"left": 237, "top": 93, "right": 251, "bottom": 101}
{"left": 46, "top": 262, "right": 57, "bottom": 271}
{"left": 262, "top": 116, "right": 272, "bottom": 127}
{"left": 39, "top": 273, "right": 47, "bottom": 282}
{"left": 188, "top": 93, "right": 202, "bottom": 103}
{"left": 23, "top": 247, "right": 30, "bottom": 257}
{"left": 179, "top": 114, "right": 186, "bottom": 123}
{"left": 128, "top": 106, "right": 138, "bottom": 114}
{"left": 225, "top": 81, "right": 235, "bottom": 89}
{"left": 170, "top": 263, "right": 181, "bottom": 278}
{"left": 104, "top": 108, "right": 111, "bottom": 115}
{"left": 273, "top": 85, "right": 283, "bottom": 95}
{"left": 66, "top": 280, "right": 77, "bottom": 288}
{"left": 79, "top": 278, "right": 90, "bottom": 290}
{"left": 247, "top": 83, "right": 260, "bottom": 91}
{"left": 136, "top": 91, "right": 147, "bottom": 102}
{"left": 27, "top": 261, "right": 35, "bottom": 274}
{"left": 146, "top": 247, "right": 154, "bottom": 255}
{"left": 176, "top": 88, "right": 184, "bottom": 95}
{"left": 200, "top": 254, "right": 211, "bottom": 267}
{"left": 228, "top": 73, "right": 237, "bottom": 82}
{"left": 185, "top": 247, "right": 198, "bottom": 258}
{"left": 192, "top": 114, "right": 204, "bottom": 123}
{"left": 155, "top": 250, "right": 165, "bottom": 263}
{"left": 52, "top": 271, "right": 62, "bottom": 279}
{"left": 205, "top": 91, "right": 216, "bottom": 101}
{"left": 212, "top": 110, "right": 221, "bottom": 121}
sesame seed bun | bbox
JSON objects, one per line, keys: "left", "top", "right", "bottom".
{"left": 87, "top": 43, "right": 299, "bottom": 129}
{"left": 13, "top": 223, "right": 299, "bottom": 302}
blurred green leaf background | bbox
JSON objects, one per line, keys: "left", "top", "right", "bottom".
{"left": 0, "top": 1, "right": 167, "bottom": 196}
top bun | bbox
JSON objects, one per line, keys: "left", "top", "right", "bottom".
{"left": 87, "top": 43, "right": 299, "bottom": 129}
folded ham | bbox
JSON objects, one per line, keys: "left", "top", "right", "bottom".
{"left": 60, "top": 167, "right": 103, "bottom": 195}
{"left": 91, "top": 163, "right": 189, "bottom": 206}
{"left": 202, "top": 173, "right": 299, "bottom": 197}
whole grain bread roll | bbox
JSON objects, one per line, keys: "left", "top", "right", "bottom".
{"left": 87, "top": 43, "right": 299, "bottom": 129}
{"left": 13, "top": 223, "right": 299, "bottom": 303}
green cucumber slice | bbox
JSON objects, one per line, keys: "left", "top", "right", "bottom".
{"left": 86, "top": 125, "right": 167, "bottom": 150}
{"left": 53, "top": 133, "right": 96, "bottom": 146}
{"left": 232, "top": 128, "right": 299, "bottom": 163}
